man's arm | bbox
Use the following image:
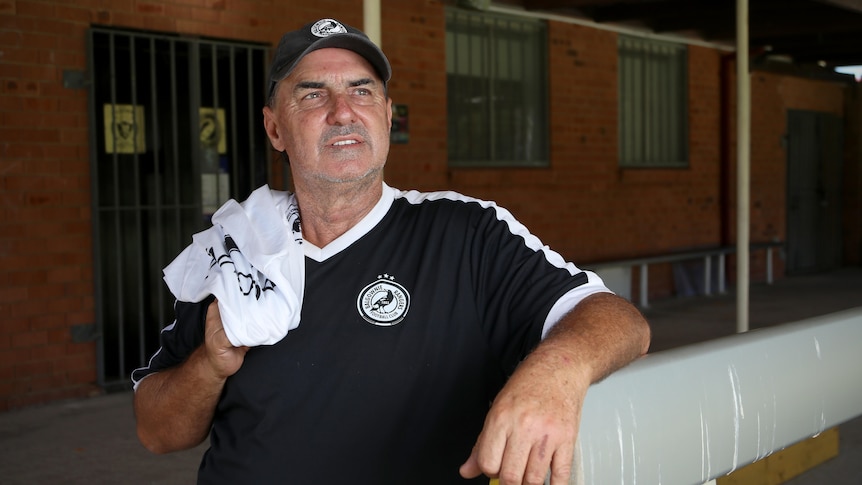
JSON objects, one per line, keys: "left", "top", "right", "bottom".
{"left": 460, "top": 291, "right": 650, "bottom": 485}
{"left": 134, "top": 301, "right": 248, "bottom": 454}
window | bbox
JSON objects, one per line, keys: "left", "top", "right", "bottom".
{"left": 446, "top": 9, "right": 548, "bottom": 167}
{"left": 618, "top": 35, "right": 688, "bottom": 167}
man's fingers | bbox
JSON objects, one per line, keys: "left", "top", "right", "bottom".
{"left": 205, "top": 300, "right": 223, "bottom": 334}
{"left": 494, "top": 433, "right": 574, "bottom": 485}
{"left": 460, "top": 426, "right": 507, "bottom": 480}
{"left": 471, "top": 430, "right": 538, "bottom": 485}
{"left": 201, "top": 299, "right": 248, "bottom": 378}
{"left": 462, "top": 434, "right": 574, "bottom": 485}
{"left": 459, "top": 447, "right": 482, "bottom": 479}
{"left": 548, "top": 442, "right": 575, "bottom": 485}
{"left": 518, "top": 435, "right": 553, "bottom": 485}
{"left": 495, "top": 437, "right": 530, "bottom": 485}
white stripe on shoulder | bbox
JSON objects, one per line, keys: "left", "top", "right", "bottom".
{"left": 394, "top": 187, "right": 577, "bottom": 275}
{"left": 393, "top": 187, "right": 614, "bottom": 340}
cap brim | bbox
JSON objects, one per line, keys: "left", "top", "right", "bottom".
{"left": 270, "top": 33, "right": 392, "bottom": 87}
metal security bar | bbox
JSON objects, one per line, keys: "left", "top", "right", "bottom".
{"left": 618, "top": 35, "right": 688, "bottom": 167}
{"left": 573, "top": 307, "right": 862, "bottom": 484}
{"left": 86, "top": 28, "right": 270, "bottom": 389}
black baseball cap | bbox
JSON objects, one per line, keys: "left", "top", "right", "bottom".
{"left": 267, "top": 18, "right": 392, "bottom": 101}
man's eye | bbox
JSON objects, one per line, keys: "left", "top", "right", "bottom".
{"left": 303, "top": 92, "right": 322, "bottom": 100}
{"left": 355, "top": 88, "right": 371, "bottom": 96}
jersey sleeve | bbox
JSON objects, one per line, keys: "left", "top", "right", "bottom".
{"left": 130, "top": 295, "right": 213, "bottom": 390}
{"left": 468, "top": 203, "right": 611, "bottom": 376}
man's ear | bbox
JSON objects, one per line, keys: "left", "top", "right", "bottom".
{"left": 262, "top": 106, "right": 285, "bottom": 152}
{"left": 386, "top": 97, "right": 393, "bottom": 131}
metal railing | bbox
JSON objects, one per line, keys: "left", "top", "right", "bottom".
{"left": 589, "top": 242, "right": 784, "bottom": 308}
{"left": 572, "top": 307, "right": 862, "bottom": 484}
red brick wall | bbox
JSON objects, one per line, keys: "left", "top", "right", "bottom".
{"left": 0, "top": 0, "right": 365, "bottom": 411}
{"left": 382, "top": 0, "right": 449, "bottom": 191}
{"left": 2, "top": 0, "right": 96, "bottom": 410}
{"left": 1, "top": 1, "right": 859, "bottom": 410}
{"left": 438, "top": 23, "right": 724, "bottom": 301}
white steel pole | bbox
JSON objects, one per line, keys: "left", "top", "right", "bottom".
{"left": 363, "top": 0, "right": 382, "bottom": 46}
{"left": 736, "top": 0, "right": 751, "bottom": 333}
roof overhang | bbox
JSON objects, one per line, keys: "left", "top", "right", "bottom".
{"left": 502, "top": 0, "right": 862, "bottom": 79}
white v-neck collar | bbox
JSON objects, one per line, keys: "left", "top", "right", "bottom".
{"left": 303, "top": 183, "right": 394, "bottom": 262}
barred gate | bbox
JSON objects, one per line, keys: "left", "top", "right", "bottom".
{"left": 86, "top": 27, "right": 270, "bottom": 389}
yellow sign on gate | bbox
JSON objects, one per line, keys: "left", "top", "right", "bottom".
{"left": 103, "top": 104, "right": 146, "bottom": 154}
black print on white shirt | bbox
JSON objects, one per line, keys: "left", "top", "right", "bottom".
{"left": 206, "top": 235, "right": 276, "bottom": 300}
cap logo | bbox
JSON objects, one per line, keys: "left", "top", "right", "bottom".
{"left": 311, "top": 19, "right": 348, "bottom": 38}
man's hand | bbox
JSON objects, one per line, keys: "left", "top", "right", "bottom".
{"left": 135, "top": 299, "right": 249, "bottom": 454}
{"left": 460, "top": 292, "right": 650, "bottom": 484}
{"left": 203, "top": 299, "right": 249, "bottom": 379}
{"left": 459, "top": 345, "right": 586, "bottom": 485}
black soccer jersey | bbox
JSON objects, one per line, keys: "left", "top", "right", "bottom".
{"left": 132, "top": 184, "right": 610, "bottom": 484}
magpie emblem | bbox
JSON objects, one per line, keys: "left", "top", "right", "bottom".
{"left": 357, "top": 274, "right": 410, "bottom": 326}
{"left": 311, "top": 19, "right": 348, "bottom": 38}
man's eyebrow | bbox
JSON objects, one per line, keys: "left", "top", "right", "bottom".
{"left": 294, "top": 78, "right": 377, "bottom": 93}
{"left": 349, "top": 78, "right": 376, "bottom": 88}
{"left": 295, "top": 81, "right": 325, "bottom": 92}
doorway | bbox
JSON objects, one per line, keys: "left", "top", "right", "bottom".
{"left": 87, "top": 27, "right": 270, "bottom": 388}
{"left": 786, "top": 109, "right": 844, "bottom": 274}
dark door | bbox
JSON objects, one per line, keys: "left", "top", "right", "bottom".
{"left": 786, "top": 110, "right": 844, "bottom": 274}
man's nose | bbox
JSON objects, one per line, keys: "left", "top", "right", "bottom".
{"left": 326, "top": 93, "right": 357, "bottom": 125}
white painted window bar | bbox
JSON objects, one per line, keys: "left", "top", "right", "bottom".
{"left": 589, "top": 241, "right": 783, "bottom": 308}
{"left": 572, "top": 307, "right": 862, "bottom": 485}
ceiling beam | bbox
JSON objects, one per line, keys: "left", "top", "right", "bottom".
{"left": 587, "top": 0, "right": 701, "bottom": 22}
{"left": 700, "top": 4, "right": 862, "bottom": 40}
{"left": 522, "top": 0, "right": 654, "bottom": 8}
{"left": 779, "top": 42, "right": 862, "bottom": 64}
{"left": 814, "top": 0, "right": 862, "bottom": 12}
{"left": 755, "top": 30, "right": 862, "bottom": 48}
{"left": 647, "top": 9, "right": 733, "bottom": 34}
{"left": 514, "top": 0, "right": 862, "bottom": 68}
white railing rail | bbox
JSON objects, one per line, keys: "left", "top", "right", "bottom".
{"left": 589, "top": 242, "right": 783, "bottom": 308}
{"left": 572, "top": 307, "right": 862, "bottom": 485}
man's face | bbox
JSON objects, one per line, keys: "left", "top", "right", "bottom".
{"left": 263, "top": 48, "right": 392, "bottom": 189}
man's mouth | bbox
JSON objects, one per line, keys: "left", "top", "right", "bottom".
{"left": 332, "top": 139, "right": 359, "bottom": 146}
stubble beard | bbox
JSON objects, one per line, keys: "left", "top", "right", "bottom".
{"left": 311, "top": 124, "right": 386, "bottom": 185}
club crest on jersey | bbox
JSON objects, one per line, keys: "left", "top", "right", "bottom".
{"left": 357, "top": 274, "right": 410, "bottom": 326}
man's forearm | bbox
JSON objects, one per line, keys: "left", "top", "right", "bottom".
{"left": 134, "top": 345, "right": 226, "bottom": 454}
{"left": 539, "top": 291, "right": 650, "bottom": 384}
{"left": 459, "top": 292, "right": 650, "bottom": 483}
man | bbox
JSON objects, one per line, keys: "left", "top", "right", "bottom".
{"left": 133, "top": 18, "right": 650, "bottom": 485}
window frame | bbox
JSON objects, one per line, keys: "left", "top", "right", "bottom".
{"left": 618, "top": 34, "right": 689, "bottom": 168}
{"left": 446, "top": 8, "right": 550, "bottom": 168}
